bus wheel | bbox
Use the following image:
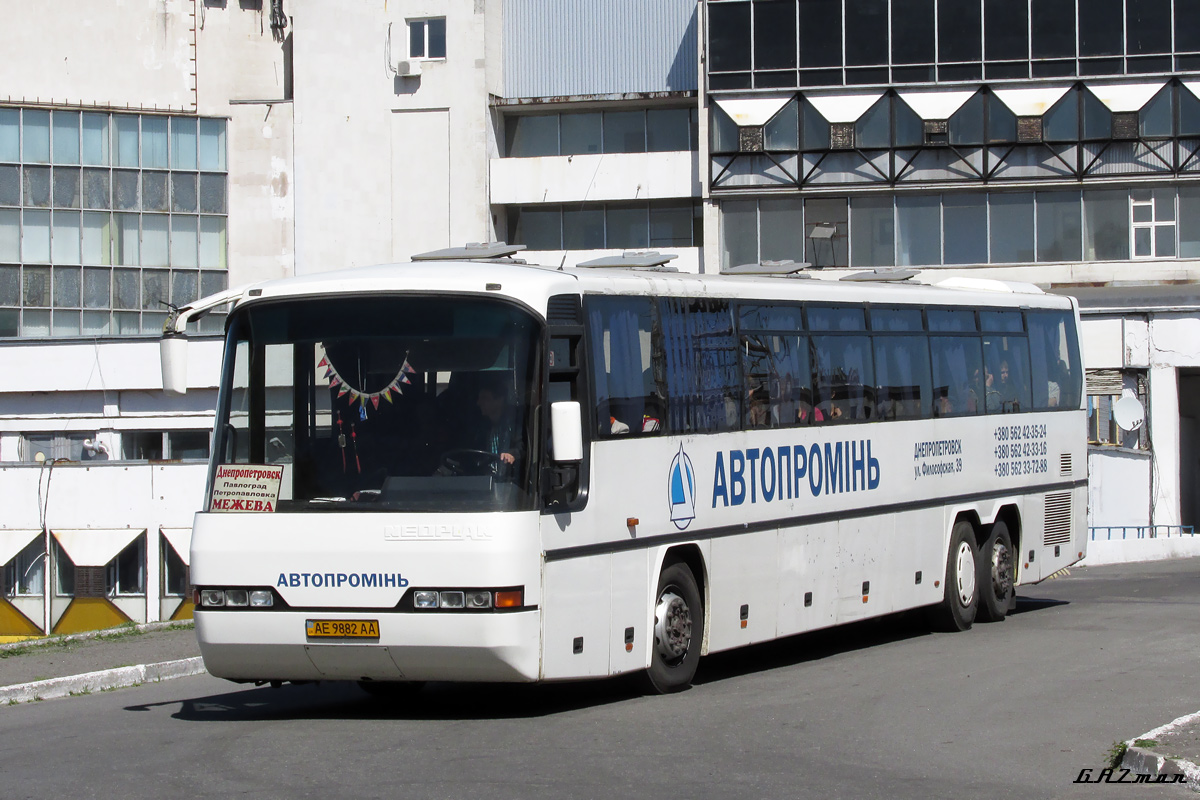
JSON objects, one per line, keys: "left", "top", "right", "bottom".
{"left": 977, "top": 520, "right": 1015, "bottom": 622}
{"left": 927, "top": 521, "right": 978, "bottom": 632}
{"left": 643, "top": 562, "right": 704, "bottom": 694}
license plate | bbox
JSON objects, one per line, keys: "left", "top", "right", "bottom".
{"left": 305, "top": 619, "right": 380, "bottom": 639}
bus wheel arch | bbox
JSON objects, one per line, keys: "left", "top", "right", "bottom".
{"left": 978, "top": 506, "right": 1020, "bottom": 622}
{"left": 644, "top": 545, "right": 706, "bottom": 694}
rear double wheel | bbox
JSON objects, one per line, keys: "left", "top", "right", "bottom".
{"left": 643, "top": 561, "right": 704, "bottom": 694}
{"left": 928, "top": 520, "right": 978, "bottom": 632}
{"left": 977, "top": 520, "right": 1015, "bottom": 622}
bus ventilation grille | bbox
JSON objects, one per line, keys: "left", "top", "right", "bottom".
{"left": 546, "top": 294, "right": 583, "bottom": 325}
{"left": 1059, "top": 453, "right": 1073, "bottom": 477}
{"left": 1043, "top": 492, "right": 1073, "bottom": 546}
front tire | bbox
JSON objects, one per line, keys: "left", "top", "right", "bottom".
{"left": 643, "top": 561, "right": 704, "bottom": 694}
{"left": 977, "top": 520, "right": 1015, "bottom": 622}
{"left": 927, "top": 520, "right": 978, "bottom": 632}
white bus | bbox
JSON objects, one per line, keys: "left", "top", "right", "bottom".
{"left": 164, "top": 246, "right": 1086, "bottom": 694}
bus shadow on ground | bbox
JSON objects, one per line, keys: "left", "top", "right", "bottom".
{"left": 146, "top": 596, "right": 1069, "bottom": 722}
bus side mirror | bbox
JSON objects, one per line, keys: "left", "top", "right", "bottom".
{"left": 550, "top": 401, "right": 583, "bottom": 462}
{"left": 161, "top": 334, "right": 188, "bottom": 395}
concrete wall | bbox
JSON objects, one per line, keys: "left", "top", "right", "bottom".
{"left": 489, "top": 151, "right": 700, "bottom": 205}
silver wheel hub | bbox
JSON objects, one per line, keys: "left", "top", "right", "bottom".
{"left": 990, "top": 541, "right": 1012, "bottom": 597}
{"left": 653, "top": 590, "right": 692, "bottom": 663}
{"left": 955, "top": 541, "right": 977, "bottom": 606}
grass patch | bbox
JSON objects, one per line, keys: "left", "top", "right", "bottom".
{"left": 1132, "top": 738, "right": 1159, "bottom": 749}
{"left": 1105, "top": 741, "right": 1128, "bottom": 768}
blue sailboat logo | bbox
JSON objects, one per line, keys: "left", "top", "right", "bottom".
{"left": 668, "top": 444, "right": 696, "bottom": 530}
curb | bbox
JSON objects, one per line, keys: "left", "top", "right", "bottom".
{"left": 1121, "top": 709, "right": 1200, "bottom": 791}
{"left": 0, "top": 657, "right": 206, "bottom": 706}
{"left": 0, "top": 619, "right": 194, "bottom": 653}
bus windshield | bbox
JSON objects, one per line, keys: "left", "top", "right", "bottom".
{"left": 213, "top": 295, "right": 542, "bottom": 512}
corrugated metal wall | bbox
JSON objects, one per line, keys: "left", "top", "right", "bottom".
{"left": 503, "top": 0, "right": 698, "bottom": 99}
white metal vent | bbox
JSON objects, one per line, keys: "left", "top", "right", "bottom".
{"left": 1059, "top": 453, "right": 1073, "bottom": 477}
{"left": 1044, "top": 492, "right": 1072, "bottom": 546}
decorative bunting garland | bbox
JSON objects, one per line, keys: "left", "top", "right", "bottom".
{"left": 318, "top": 353, "right": 416, "bottom": 409}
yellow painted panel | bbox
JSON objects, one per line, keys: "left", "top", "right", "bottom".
{"left": 52, "top": 598, "right": 130, "bottom": 635}
{"left": 0, "top": 598, "right": 42, "bottom": 636}
{"left": 169, "top": 600, "right": 194, "bottom": 621}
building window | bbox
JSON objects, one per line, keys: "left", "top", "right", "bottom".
{"left": 106, "top": 535, "right": 145, "bottom": 596}
{"left": 507, "top": 200, "right": 703, "bottom": 251}
{"left": 122, "top": 429, "right": 211, "bottom": 461}
{"left": 162, "top": 535, "right": 188, "bottom": 597}
{"left": 1086, "top": 369, "right": 1148, "bottom": 449}
{"left": 408, "top": 18, "right": 446, "bottom": 59}
{"left": 1130, "top": 188, "right": 1176, "bottom": 258}
{"left": 0, "top": 109, "right": 228, "bottom": 338}
{"left": 505, "top": 108, "right": 699, "bottom": 157}
{"left": 4, "top": 538, "right": 45, "bottom": 596}
{"left": 19, "top": 432, "right": 94, "bottom": 462}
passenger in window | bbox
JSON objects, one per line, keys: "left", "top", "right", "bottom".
{"left": 1047, "top": 359, "right": 1067, "bottom": 408}
{"left": 996, "top": 359, "right": 1021, "bottom": 413}
{"left": 935, "top": 390, "right": 953, "bottom": 417}
{"left": 476, "top": 378, "right": 523, "bottom": 473}
{"left": 747, "top": 386, "right": 771, "bottom": 428}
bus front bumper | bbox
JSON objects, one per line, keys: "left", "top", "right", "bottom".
{"left": 195, "top": 609, "right": 541, "bottom": 683}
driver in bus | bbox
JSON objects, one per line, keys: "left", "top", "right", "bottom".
{"left": 476, "top": 376, "right": 522, "bottom": 473}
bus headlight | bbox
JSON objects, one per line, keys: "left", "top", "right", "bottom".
{"left": 249, "top": 590, "right": 274, "bottom": 607}
{"left": 197, "top": 587, "right": 279, "bottom": 609}
{"left": 414, "top": 590, "right": 439, "bottom": 608}
{"left": 225, "top": 589, "right": 249, "bottom": 607}
{"left": 464, "top": 590, "right": 491, "bottom": 609}
{"left": 200, "top": 589, "right": 226, "bottom": 607}
{"left": 439, "top": 591, "right": 465, "bottom": 609}
{"left": 408, "top": 587, "right": 523, "bottom": 611}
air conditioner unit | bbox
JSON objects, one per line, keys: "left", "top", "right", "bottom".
{"left": 395, "top": 59, "right": 422, "bottom": 77}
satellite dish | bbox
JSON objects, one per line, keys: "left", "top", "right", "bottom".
{"left": 1113, "top": 395, "right": 1145, "bottom": 431}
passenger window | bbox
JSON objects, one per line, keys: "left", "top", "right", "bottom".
{"left": 811, "top": 335, "right": 874, "bottom": 421}
{"left": 982, "top": 336, "right": 1032, "bottom": 414}
{"left": 743, "top": 333, "right": 814, "bottom": 427}
{"left": 928, "top": 308, "right": 977, "bottom": 332}
{"left": 873, "top": 335, "right": 932, "bottom": 420}
{"left": 586, "top": 296, "right": 662, "bottom": 437}
{"left": 808, "top": 305, "right": 866, "bottom": 331}
{"left": 930, "top": 336, "right": 984, "bottom": 416}
{"left": 661, "top": 297, "right": 740, "bottom": 433}
{"left": 1026, "top": 310, "right": 1082, "bottom": 410}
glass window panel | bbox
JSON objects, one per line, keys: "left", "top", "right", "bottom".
{"left": 23, "top": 210, "right": 51, "bottom": 263}
{"left": 804, "top": 197, "right": 847, "bottom": 267}
{"left": 929, "top": 308, "right": 977, "bottom": 332}
{"left": 811, "top": 334, "right": 874, "bottom": 420}
{"left": 198, "top": 119, "right": 226, "bottom": 171}
{"left": 509, "top": 206, "right": 559, "bottom": 249}
{"left": 1127, "top": 0, "right": 1171, "bottom": 54}
{"left": 171, "top": 270, "right": 198, "bottom": 307}
{"left": 740, "top": 304, "right": 804, "bottom": 331}
{"left": 990, "top": 193, "right": 1035, "bottom": 263}
{"left": 980, "top": 310, "right": 1023, "bottom": 333}
{"left": 81, "top": 212, "right": 112, "bottom": 265}
{"left": 114, "top": 170, "right": 139, "bottom": 210}
{"left": 711, "top": 106, "right": 740, "bottom": 153}
{"left": 983, "top": 336, "right": 1032, "bottom": 413}
{"left": 427, "top": 18, "right": 446, "bottom": 58}
{"left": 142, "top": 270, "right": 168, "bottom": 310}
{"left": 53, "top": 266, "right": 81, "bottom": 307}
{"left": 142, "top": 118, "right": 167, "bottom": 168}
{"left": 943, "top": 195, "right": 988, "bottom": 264}
{"left": 409, "top": 20, "right": 426, "bottom": 57}
{"left": 560, "top": 113, "right": 601, "bottom": 155}
{"left": 1031, "top": 0, "right": 1076, "bottom": 58}
{"left": 709, "top": 2, "right": 752, "bottom": 72}
{"left": 764, "top": 99, "right": 799, "bottom": 150}
{"left": 83, "top": 268, "right": 110, "bottom": 308}
{"left": 82, "top": 310, "right": 110, "bottom": 335}
{"left": 938, "top": 0, "right": 982, "bottom": 62}
{"left": 199, "top": 217, "right": 226, "bottom": 268}
{"left": 81, "top": 114, "right": 110, "bottom": 166}
{"left": 871, "top": 308, "right": 923, "bottom": 331}
{"left": 141, "top": 312, "right": 167, "bottom": 334}
{"left": 1083, "top": 189, "right": 1130, "bottom": 260}
{"left": 721, "top": 199, "right": 759, "bottom": 270}
{"left": 200, "top": 270, "right": 226, "bottom": 297}
{"left": 1181, "top": 186, "right": 1200, "bottom": 257}
{"left": 1043, "top": 89, "right": 1078, "bottom": 141}
{"left": 170, "top": 215, "right": 198, "bottom": 267}
{"left": 113, "top": 269, "right": 139, "bottom": 309}
{"left": 0, "top": 109, "right": 18, "bottom": 161}
{"left": 0, "top": 308, "right": 17, "bottom": 336}
{"left": 1179, "top": 0, "right": 1200, "bottom": 51}
{"left": 846, "top": 0, "right": 888, "bottom": 65}
{"left": 52, "top": 210, "right": 81, "bottom": 264}
{"left": 0, "top": 265, "right": 18, "bottom": 305}
{"left": 755, "top": 0, "right": 797, "bottom": 69}
{"left": 23, "top": 265, "right": 51, "bottom": 305}
{"left": 53, "top": 167, "right": 80, "bottom": 208}
{"left": 23, "top": 166, "right": 51, "bottom": 207}
{"left": 1079, "top": 0, "right": 1123, "bottom": 55}
{"left": 802, "top": 102, "right": 831, "bottom": 149}
{"left": 0, "top": 209, "right": 15, "bottom": 262}
{"left": 856, "top": 97, "right": 891, "bottom": 149}
{"left": 1140, "top": 86, "right": 1173, "bottom": 137}
{"left": 1132, "top": 202, "right": 1153, "bottom": 223}
{"left": 649, "top": 203, "right": 693, "bottom": 248}
{"left": 1036, "top": 192, "right": 1082, "bottom": 262}
{"left": 21, "top": 309, "right": 51, "bottom": 336}
{"left": 1081, "top": 89, "right": 1112, "bottom": 138}
{"left": 984, "top": 0, "right": 1028, "bottom": 60}
{"left": 874, "top": 335, "right": 932, "bottom": 420}
{"left": 930, "top": 335, "right": 984, "bottom": 415}
{"left": 505, "top": 115, "right": 558, "bottom": 157}
{"left": 798, "top": 0, "right": 843, "bottom": 68}
{"left": 114, "top": 116, "right": 139, "bottom": 167}
{"left": 606, "top": 204, "right": 648, "bottom": 248}
{"left": 892, "top": 0, "right": 935, "bottom": 64}
{"left": 0, "top": 165, "right": 18, "bottom": 205}
{"left": 142, "top": 171, "right": 168, "bottom": 212}
{"left": 949, "top": 93, "right": 985, "bottom": 145}
{"left": 170, "top": 117, "right": 197, "bottom": 170}
{"left": 1155, "top": 225, "right": 1176, "bottom": 257}
{"left": 1153, "top": 188, "right": 1175, "bottom": 222}
{"left": 198, "top": 173, "right": 226, "bottom": 214}
{"left": 115, "top": 213, "right": 139, "bottom": 266}
{"left": 563, "top": 207, "right": 604, "bottom": 249}
{"left": 114, "top": 311, "right": 140, "bottom": 334}
{"left": 141, "top": 214, "right": 168, "bottom": 267}
{"left": 808, "top": 305, "right": 865, "bottom": 331}
{"left": 603, "top": 112, "right": 646, "bottom": 154}
{"left": 759, "top": 196, "right": 804, "bottom": 262}
{"left": 168, "top": 430, "right": 210, "bottom": 460}
{"left": 896, "top": 195, "right": 941, "bottom": 266}
{"left": 850, "top": 196, "right": 894, "bottom": 267}
{"left": 52, "top": 111, "right": 80, "bottom": 164}
{"left": 171, "top": 172, "right": 197, "bottom": 212}
{"left": 22, "top": 110, "right": 51, "bottom": 163}
{"left": 647, "top": 109, "right": 690, "bottom": 152}
{"left": 82, "top": 169, "right": 111, "bottom": 210}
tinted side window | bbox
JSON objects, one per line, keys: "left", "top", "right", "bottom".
{"left": 812, "top": 334, "right": 874, "bottom": 421}
{"left": 874, "top": 335, "right": 932, "bottom": 420}
{"left": 661, "top": 297, "right": 740, "bottom": 433}
{"left": 586, "top": 296, "right": 661, "bottom": 437}
{"left": 1027, "top": 309, "right": 1082, "bottom": 410}
{"left": 930, "top": 336, "right": 984, "bottom": 416}
{"left": 743, "top": 332, "right": 814, "bottom": 428}
{"left": 983, "top": 335, "right": 1032, "bottom": 413}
